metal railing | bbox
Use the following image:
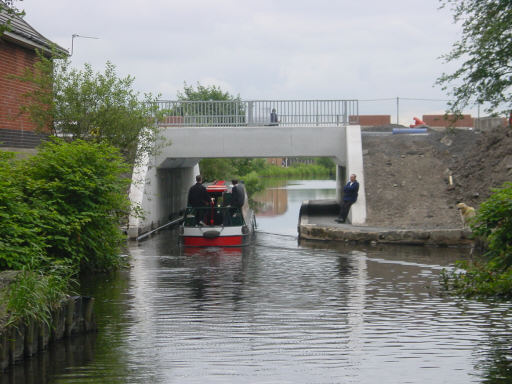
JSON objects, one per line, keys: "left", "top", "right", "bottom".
{"left": 156, "top": 100, "right": 359, "bottom": 127}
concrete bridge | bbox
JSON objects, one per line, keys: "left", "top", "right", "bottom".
{"left": 128, "top": 99, "right": 365, "bottom": 239}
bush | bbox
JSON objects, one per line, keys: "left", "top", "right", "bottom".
{"left": 21, "top": 139, "right": 131, "bottom": 271}
{"left": 441, "top": 182, "right": 512, "bottom": 298}
{"left": 241, "top": 171, "right": 264, "bottom": 197}
{"left": 472, "top": 182, "right": 512, "bottom": 269}
{"left": 0, "top": 152, "right": 46, "bottom": 269}
{"left": 0, "top": 139, "right": 130, "bottom": 273}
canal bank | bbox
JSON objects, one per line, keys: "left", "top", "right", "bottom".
{"left": 0, "top": 272, "right": 96, "bottom": 371}
{"left": 361, "top": 124, "right": 512, "bottom": 229}
{"left": 298, "top": 199, "right": 474, "bottom": 246}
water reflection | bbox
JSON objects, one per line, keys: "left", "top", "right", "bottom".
{"left": 2, "top": 180, "right": 512, "bottom": 383}
{"left": 254, "top": 179, "right": 337, "bottom": 237}
{"left": 252, "top": 179, "right": 288, "bottom": 216}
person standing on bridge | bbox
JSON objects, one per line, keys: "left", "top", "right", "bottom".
{"left": 335, "top": 174, "right": 359, "bottom": 224}
{"left": 270, "top": 108, "right": 278, "bottom": 126}
{"left": 188, "top": 175, "right": 210, "bottom": 225}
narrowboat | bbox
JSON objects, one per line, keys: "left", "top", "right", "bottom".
{"left": 180, "top": 180, "right": 256, "bottom": 247}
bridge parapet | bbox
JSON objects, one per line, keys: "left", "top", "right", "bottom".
{"left": 156, "top": 99, "right": 359, "bottom": 127}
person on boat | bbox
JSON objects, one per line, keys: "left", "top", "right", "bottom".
{"left": 224, "top": 179, "right": 245, "bottom": 225}
{"left": 231, "top": 179, "right": 245, "bottom": 209}
{"left": 188, "top": 175, "right": 210, "bottom": 225}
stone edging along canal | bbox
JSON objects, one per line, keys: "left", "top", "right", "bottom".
{"left": 298, "top": 200, "right": 474, "bottom": 246}
{"left": 0, "top": 273, "right": 96, "bottom": 371}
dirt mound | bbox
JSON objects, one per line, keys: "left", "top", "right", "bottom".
{"left": 362, "top": 125, "right": 512, "bottom": 229}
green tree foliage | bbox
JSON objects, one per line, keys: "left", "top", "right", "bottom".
{"left": 441, "top": 182, "right": 512, "bottom": 298}
{"left": 22, "top": 139, "right": 131, "bottom": 271}
{"left": 198, "top": 158, "right": 236, "bottom": 181}
{"left": 176, "top": 83, "right": 246, "bottom": 178}
{"left": 0, "top": 140, "right": 130, "bottom": 272}
{"left": 0, "top": 152, "right": 45, "bottom": 270}
{"left": 472, "top": 182, "right": 512, "bottom": 268}
{"left": 177, "top": 82, "right": 237, "bottom": 101}
{"left": 437, "top": 0, "right": 512, "bottom": 114}
{"left": 15, "top": 52, "right": 162, "bottom": 164}
{"left": 175, "top": 82, "right": 244, "bottom": 125}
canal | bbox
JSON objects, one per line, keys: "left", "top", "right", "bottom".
{"left": 3, "top": 180, "right": 512, "bottom": 383}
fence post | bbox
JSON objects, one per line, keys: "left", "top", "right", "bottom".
{"left": 247, "top": 101, "right": 254, "bottom": 125}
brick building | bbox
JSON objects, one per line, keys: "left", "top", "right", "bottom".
{"left": 355, "top": 115, "right": 391, "bottom": 127}
{"left": 421, "top": 114, "right": 474, "bottom": 129}
{"left": 0, "top": 5, "right": 67, "bottom": 149}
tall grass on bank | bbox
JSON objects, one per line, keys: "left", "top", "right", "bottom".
{"left": 1, "top": 265, "right": 75, "bottom": 326}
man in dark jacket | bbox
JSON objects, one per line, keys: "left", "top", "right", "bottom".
{"left": 188, "top": 175, "right": 210, "bottom": 207}
{"left": 335, "top": 174, "right": 359, "bottom": 223}
{"left": 188, "top": 175, "right": 210, "bottom": 225}
{"left": 231, "top": 179, "right": 245, "bottom": 208}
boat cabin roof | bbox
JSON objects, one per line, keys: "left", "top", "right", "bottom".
{"left": 206, "top": 180, "right": 228, "bottom": 193}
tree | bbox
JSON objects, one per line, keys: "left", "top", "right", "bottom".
{"left": 0, "top": 0, "right": 24, "bottom": 36}
{"left": 175, "top": 82, "right": 245, "bottom": 125}
{"left": 177, "top": 82, "right": 236, "bottom": 102}
{"left": 15, "top": 51, "right": 162, "bottom": 165}
{"left": 177, "top": 83, "right": 246, "bottom": 180}
{"left": 437, "top": 0, "right": 512, "bottom": 114}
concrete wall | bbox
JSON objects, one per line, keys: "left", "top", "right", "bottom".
{"left": 344, "top": 125, "right": 366, "bottom": 224}
{"left": 155, "top": 125, "right": 348, "bottom": 165}
{"left": 128, "top": 150, "right": 198, "bottom": 238}
{"left": 474, "top": 117, "right": 507, "bottom": 132}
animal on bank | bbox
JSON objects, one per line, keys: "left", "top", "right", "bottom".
{"left": 456, "top": 202, "right": 476, "bottom": 229}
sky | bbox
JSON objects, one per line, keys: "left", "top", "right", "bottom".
{"left": 19, "top": 0, "right": 471, "bottom": 125}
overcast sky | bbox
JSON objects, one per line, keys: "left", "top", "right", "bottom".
{"left": 20, "top": 0, "right": 468, "bottom": 124}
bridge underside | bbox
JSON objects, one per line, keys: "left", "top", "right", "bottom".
{"left": 128, "top": 124, "right": 366, "bottom": 239}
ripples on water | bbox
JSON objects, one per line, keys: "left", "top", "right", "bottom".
{"left": 3, "top": 180, "right": 512, "bottom": 383}
{"left": 5, "top": 230, "right": 511, "bottom": 384}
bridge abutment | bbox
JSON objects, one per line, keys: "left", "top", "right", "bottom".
{"left": 128, "top": 152, "right": 198, "bottom": 239}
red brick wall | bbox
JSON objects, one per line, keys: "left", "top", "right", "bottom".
{"left": 351, "top": 115, "right": 391, "bottom": 126}
{"left": 0, "top": 39, "right": 40, "bottom": 132}
{"left": 422, "top": 114, "right": 474, "bottom": 128}
{"left": 161, "top": 116, "right": 184, "bottom": 125}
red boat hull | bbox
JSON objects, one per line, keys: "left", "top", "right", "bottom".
{"left": 183, "top": 235, "right": 244, "bottom": 247}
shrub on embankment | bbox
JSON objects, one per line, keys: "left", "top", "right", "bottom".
{"left": 441, "top": 182, "right": 512, "bottom": 298}
{"left": 0, "top": 139, "right": 130, "bottom": 324}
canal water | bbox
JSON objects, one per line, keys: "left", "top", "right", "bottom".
{"left": 3, "top": 180, "right": 512, "bottom": 383}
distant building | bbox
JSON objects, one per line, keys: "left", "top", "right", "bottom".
{"left": 266, "top": 157, "right": 284, "bottom": 166}
{"left": 0, "top": 5, "right": 67, "bottom": 149}
{"left": 422, "top": 114, "right": 474, "bottom": 129}
{"left": 352, "top": 115, "right": 391, "bottom": 127}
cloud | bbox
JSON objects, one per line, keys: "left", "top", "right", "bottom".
{"left": 20, "top": 0, "right": 465, "bottom": 121}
